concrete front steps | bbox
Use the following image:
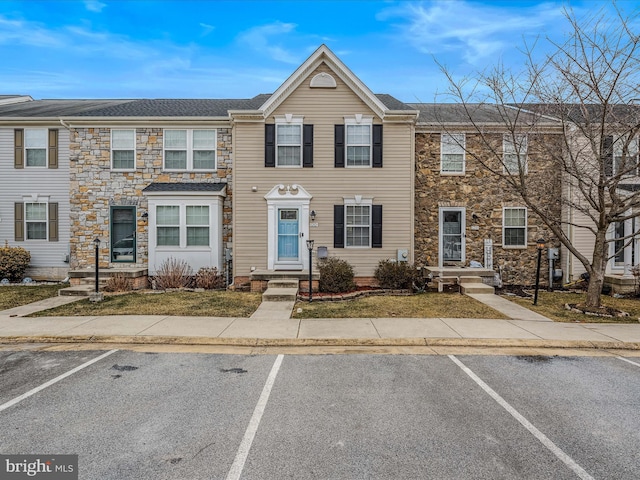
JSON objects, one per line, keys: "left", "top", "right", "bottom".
{"left": 262, "top": 279, "right": 299, "bottom": 302}
{"left": 60, "top": 268, "right": 148, "bottom": 296}
{"left": 459, "top": 276, "right": 495, "bottom": 294}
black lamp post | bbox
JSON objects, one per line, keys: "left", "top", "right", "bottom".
{"left": 306, "top": 239, "right": 314, "bottom": 302}
{"left": 93, "top": 237, "right": 101, "bottom": 293}
{"left": 533, "top": 238, "right": 545, "bottom": 306}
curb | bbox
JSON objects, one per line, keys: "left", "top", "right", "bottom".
{"left": 1, "top": 335, "right": 639, "bottom": 350}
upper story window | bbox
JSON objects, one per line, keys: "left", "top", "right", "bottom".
{"left": 441, "top": 133, "right": 465, "bottom": 174}
{"left": 25, "top": 129, "right": 47, "bottom": 167}
{"left": 163, "top": 129, "right": 216, "bottom": 171}
{"left": 613, "top": 134, "right": 639, "bottom": 176}
{"left": 346, "top": 117, "right": 373, "bottom": 167}
{"left": 276, "top": 120, "right": 302, "bottom": 167}
{"left": 503, "top": 207, "right": 527, "bottom": 247}
{"left": 111, "top": 129, "right": 135, "bottom": 170}
{"left": 503, "top": 134, "right": 528, "bottom": 175}
{"left": 335, "top": 117, "right": 382, "bottom": 168}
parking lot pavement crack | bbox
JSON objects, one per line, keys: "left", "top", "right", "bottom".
{"left": 192, "top": 440, "right": 217, "bottom": 459}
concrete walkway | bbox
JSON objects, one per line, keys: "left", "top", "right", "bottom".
{"left": 1, "top": 292, "right": 639, "bottom": 349}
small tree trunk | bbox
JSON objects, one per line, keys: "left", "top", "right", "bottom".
{"left": 585, "top": 232, "right": 609, "bottom": 308}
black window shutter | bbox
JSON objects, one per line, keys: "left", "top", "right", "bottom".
{"left": 265, "top": 124, "right": 275, "bottom": 167}
{"left": 14, "top": 129, "right": 24, "bottom": 169}
{"left": 334, "top": 205, "right": 344, "bottom": 248}
{"left": 48, "top": 203, "right": 59, "bottom": 242}
{"left": 14, "top": 203, "right": 24, "bottom": 241}
{"left": 48, "top": 129, "right": 58, "bottom": 169}
{"left": 372, "top": 125, "right": 383, "bottom": 168}
{"left": 334, "top": 125, "right": 345, "bottom": 168}
{"left": 372, "top": 205, "right": 382, "bottom": 248}
{"left": 303, "top": 124, "right": 313, "bottom": 167}
{"left": 603, "top": 135, "right": 613, "bottom": 177}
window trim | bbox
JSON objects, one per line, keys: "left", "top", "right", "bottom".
{"left": 344, "top": 197, "right": 373, "bottom": 248}
{"left": 155, "top": 203, "right": 212, "bottom": 249}
{"left": 612, "top": 134, "right": 639, "bottom": 176}
{"left": 24, "top": 200, "right": 49, "bottom": 241}
{"left": 274, "top": 115, "right": 304, "bottom": 168}
{"left": 162, "top": 128, "right": 217, "bottom": 171}
{"left": 186, "top": 205, "right": 210, "bottom": 247}
{"left": 503, "top": 134, "right": 528, "bottom": 175}
{"left": 24, "top": 128, "right": 48, "bottom": 168}
{"left": 111, "top": 129, "right": 136, "bottom": 171}
{"left": 345, "top": 116, "right": 373, "bottom": 168}
{"left": 440, "top": 133, "right": 466, "bottom": 175}
{"left": 502, "top": 206, "right": 528, "bottom": 248}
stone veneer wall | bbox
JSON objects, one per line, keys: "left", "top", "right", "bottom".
{"left": 69, "top": 127, "right": 233, "bottom": 269}
{"left": 414, "top": 132, "right": 562, "bottom": 286}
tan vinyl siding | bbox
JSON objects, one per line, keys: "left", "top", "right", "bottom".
{"left": 233, "top": 63, "right": 414, "bottom": 279}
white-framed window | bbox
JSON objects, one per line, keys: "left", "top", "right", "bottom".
{"left": 163, "top": 129, "right": 216, "bottom": 171}
{"left": 613, "top": 134, "right": 639, "bottom": 175}
{"left": 503, "top": 207, "right": 527, "bottom": 247}
{"left": 186, "top": 206, "right": 210, "bottom": 246}
{"left": 276, "top": 117, "right": 303, "bottom": 167}
{"left": 111, "top": 129, "right": 136, "bottom": 170}
{"left": 503, "top": 134, "right": 527, "bottom": 175}
{"left": 156, "top": 204, "right": 210, "bottom": 247}
{"left": 441, "top": 133, "right": 465, "bottom": 174}
{"left": 345, "top": 198, "right": 373, "bottom": 247}
{"left": 24, "top": 129, "right": 47, "bottom": 167}
{"left": 345, "top": 117, "right": 373, "bottom": 167}
{"left": 156, "top": 206, "right": 180, "bottom": 246}
{"left": 25, "top": 202, "right": 47, "bottom": 240}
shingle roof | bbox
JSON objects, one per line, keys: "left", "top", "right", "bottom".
{"left": 375, "top": 94, "right": 416, "bottom": 111}
{"left": 142, "top": 182, "right": 227, "bottom": 193}
{"left": 0, "top": 99, "right": 136, "bottom": 117}
{"left": 409, "top": 103, "right": 560, "bottom": 125}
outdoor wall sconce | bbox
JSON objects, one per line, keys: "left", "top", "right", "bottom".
{"left": 534, "top": 238, "right": 546, "bottom": 305}
{"left": 310, "top": 210, "right": 316, "bottom": 221}
{"left": 141, "top": 212, "right": 148, "bottom": 218}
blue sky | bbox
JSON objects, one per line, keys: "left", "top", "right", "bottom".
{"left": 0, "top": 0, "right": 635, "bottom": 102}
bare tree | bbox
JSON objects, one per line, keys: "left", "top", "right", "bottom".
{"left": 437, "top": 4, "right": 640, "bottom": 308}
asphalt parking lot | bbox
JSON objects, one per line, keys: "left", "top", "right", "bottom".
{"left": 1, "top": 349, "right": 639, "bottom": 479}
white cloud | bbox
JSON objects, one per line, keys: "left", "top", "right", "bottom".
{"left": 84, "top": 0, "right": 107, "bottom": 13}
{"left": 237, "top": 21, "right": 300, "bottom": 64}
{"left": 199, "top": 23, "right": 215, "bottom": 36}
{"left": 0, "top": 15, "right": 65, "bottom": 47}
{"left": 379, "top": 0, "right": 565, "bottom": 64}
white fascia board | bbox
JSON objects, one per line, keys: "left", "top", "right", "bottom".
{"left": 259, "top": 44, "right": 389, "bottom": 120}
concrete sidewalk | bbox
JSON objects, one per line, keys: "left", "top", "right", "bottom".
{"left": 1, "top": 293, "right": 640, "bottom": 350}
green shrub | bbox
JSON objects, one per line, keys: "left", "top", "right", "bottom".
{"left": 195, "top": 267, "right": 226, "bottom": 290}
{"left": 318, "top": 257, "right": 356, "bottom": 293}
{"left": 374, "top": 259, "right": 421, "bottom": 290}
{"left": 0, "top": 242, "right": 31, "bottom": 282}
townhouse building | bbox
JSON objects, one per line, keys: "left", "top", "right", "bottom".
{"left": 0, "top": 45, "right": 566, "bottom": 290}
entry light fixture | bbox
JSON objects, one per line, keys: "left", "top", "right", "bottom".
{"left": 310, "top": 210, "right": 316, "bottom": 221}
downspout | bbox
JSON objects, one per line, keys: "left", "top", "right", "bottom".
{"left": 59, "top": 118, "right": 71, "bottom": 130}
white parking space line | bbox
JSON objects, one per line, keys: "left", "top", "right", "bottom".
{"left": 616, "top": 356, "right": 640, "bottom": 368}
{"left": 449, "top": 355, "right": 595, "bottom": 480}
{"left": 226, "top": 354, "right": 284, "bottom": 480}
{"left": 0, "top": 349, "right": 118, "bottom": 413}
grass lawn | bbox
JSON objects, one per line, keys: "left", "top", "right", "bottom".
{"left": 0, "top": 284, "right": 66, "bottom": 311}
{"left": 30, "top": 291, "right": 263, "bottom": 317}
{"left": 506, "top": 291, "right": 640, "bottom": 323}
{"left": 292, "top": 292, "right": 509, "bottom": 319}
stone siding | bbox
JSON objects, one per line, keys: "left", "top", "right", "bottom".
{"left": 415, "top": 132, "right": 562, "bottom": 286}
{"left": 69, "top": 127, "right": 233, "bottom": 269}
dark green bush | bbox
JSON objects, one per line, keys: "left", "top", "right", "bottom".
{"left": 0, "top": 242, "right": 31, "bottom": 282}
{"left": 374, "top": 259, "right": 421, "bottom": 290}
{"left": 318, "top": 257, "right": 356, "bottom": 293}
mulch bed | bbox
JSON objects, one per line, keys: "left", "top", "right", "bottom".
{"left": 565, "top": 303, "right": 629, "bottom": 318}
{"left": 298, "top": 286, "right": 411, "bottom": 302}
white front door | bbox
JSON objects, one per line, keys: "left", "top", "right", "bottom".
{"left": 439, "top": 207, "right": 466, "bottom": 266}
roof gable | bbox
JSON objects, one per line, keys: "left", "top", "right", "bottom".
{"left": 259, "top": 45, "right": 390, "bottom": 119}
